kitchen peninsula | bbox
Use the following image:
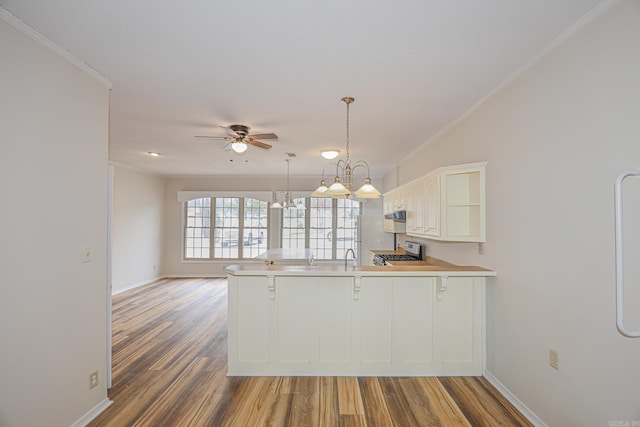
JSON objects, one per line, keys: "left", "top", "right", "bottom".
{"left": 225, "top": 260, "right": 495, "bottom": 376}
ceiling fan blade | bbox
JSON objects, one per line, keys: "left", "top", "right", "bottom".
{"left": 248, "top": 133, "right": 278, "bottom": 140}
{"left": 194, "top": 135, "right": 230, "bottom": 140}
{"left": 220, "top": 126, "right": 239, "bottom": 137}
{"left": 222, "top": 142, "right": 232, "bottom": 151}
{"left": 247, "top": 140, "right": 272, "bottom": 150}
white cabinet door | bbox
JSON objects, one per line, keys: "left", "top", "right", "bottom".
{"left": 393, "top": 277, "right": 435, "bottom": 364}
{"left": 439, "top": 278, "right": 474, "bottom": 363}
{"left": 358, "top": 277, "right": 393, "bottom": 364}
{"left": 406, "top": 179, "right": 426, "bottom": 236}
{"left": 229, "top": 276, "right": 270, "bottom": 365}
{"left": 424, "top": 173, "right": 441, "bottom": 237}
{"left": 435, "top": 276, "right": 484, "bottom": 374}
{"left": 276, "top": 276, "right": 353, "bottom": 368}
{"left": 316, "top": 277, "right": 352, "bottom": 364}
{"left": 277, "top": 277, "right": 311, "bottom": 363}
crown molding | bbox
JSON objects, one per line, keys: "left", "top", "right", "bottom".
{"left": 0, "top": 6, "right": 112, "bottom": 89}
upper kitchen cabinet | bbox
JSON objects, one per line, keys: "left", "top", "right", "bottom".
{"left": 440, "top": 162, "right": 486, "bottom": 242}
{"left": 423, "top": 172, "right": 441, "bottom": 238}
{"left": 383, "top": 186, "right": 407, "bottom": 214}
{"left": 406, "top": 177, "right": 428, "bottom": 236}
{"left": 392, "top": 162, "right": 486, "bottom": 243}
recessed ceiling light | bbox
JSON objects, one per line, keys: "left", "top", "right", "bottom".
{"left": 321, "top": 150, "right": 340, "bottom": 160}
{"left": 147, "top": 152, "right": 160, "bottom": 157}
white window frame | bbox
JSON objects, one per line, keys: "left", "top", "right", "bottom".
{"left": 180, "top": 191, "right": 272, "bottom": 262}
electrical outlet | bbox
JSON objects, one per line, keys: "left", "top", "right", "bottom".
{"left": 549, "top": 349, "right": 559, "bottom": 370}
{"left": 89, "top": 371, "right": 99, "bottom": 389}
{"left": 478, "top": 242, "right": 485, "bottom": 254}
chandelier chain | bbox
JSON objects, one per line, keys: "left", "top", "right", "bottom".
{"left": 345, "top": 100, "right": 350, "bottom": 162}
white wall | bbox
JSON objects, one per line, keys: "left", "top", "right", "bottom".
{"left": 112, "top": 165, "right": 165, "bottom": 293}
{"left": 0, "top": 17, "right": 111, "bottom": 427}
{"left": 388, "top": 1, "right": 640, "bottom": 425}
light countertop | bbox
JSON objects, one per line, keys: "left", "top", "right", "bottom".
{"left": 225, "top": 260, "right": 495, "bottom": 277}
{"left": 256, "top": 248, "right": 314, "bottom": 262}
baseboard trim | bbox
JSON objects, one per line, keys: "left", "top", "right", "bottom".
{"left": 70, "top": 398, "right": 112, "bottom": 427}
{"left": 112, "top": 276, "right": 164, "bottom": 295}
{"left": 164, "top": 274, "right": 226, "bottom": 279}
{"left": 483, "top": 370, "right": 547, "bottom": 427}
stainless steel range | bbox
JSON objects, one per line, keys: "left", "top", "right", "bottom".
{"left": 373, "top": 241, "right": 423, "bottom": 266}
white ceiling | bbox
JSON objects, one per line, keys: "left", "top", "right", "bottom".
{"left": 1, "top": 0, "right": 605, "bottom": 179}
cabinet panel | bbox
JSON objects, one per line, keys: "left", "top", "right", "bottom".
{"left": 406, "top": 179, "right": 426, "bottom": 235}
{"left": 277, "top": 278, "right": 311, "bottom": 363}
{"left": 395, "top": 162, "right": 485, "bottom": 241}
{"left": 395, "top": 277, "right": 435, "bottom": 363}
{"left": 424, "top": 173, "right": 441, "bottom": 237}
{"left": 228, "top": 273, "right": 486, "bottom": 376}
{"left": 359, "top": 277, "right": 393, "bottom": 363}
{"left": 236, "top": 276, "right": 270, "bottom": 363}
{"left": 317, "top": 277, "right": 352, "bottom": 363}
{"left": 440, "top": 277, "right": 474, "bottom": 363}
{"left": 441, "top": 164, "right": 485, "bottom": 242}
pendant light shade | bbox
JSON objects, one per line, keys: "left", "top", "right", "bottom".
{"left": 323, "top": 177, "right": 350, "bottom": 198}
{"left": 354, "top": 177, "right": 381, "bottom": 199}
{"left": 311, "top": 179, "right": 329, "bottom": 197}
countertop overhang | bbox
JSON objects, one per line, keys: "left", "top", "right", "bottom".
{"left": 224, "top": 262, "right": 496, "bottom": 277}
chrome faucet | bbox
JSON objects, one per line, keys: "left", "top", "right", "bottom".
{"left": 344, "top": 248, "right": 356, "bottom": 270}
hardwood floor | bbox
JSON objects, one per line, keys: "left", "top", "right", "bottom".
{"left": 89, "top": 278, "right": 532, "bottom": 427}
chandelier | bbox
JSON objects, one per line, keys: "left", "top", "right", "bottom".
{"left": 271, "top": 159, "right": 304, "bottom": 209}
{"left": 312, "top": 97, "right": 380, "bottom": 199}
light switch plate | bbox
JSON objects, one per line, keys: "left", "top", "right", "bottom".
{"left": 82, "top": 247, "right": 92, "bottom": 263}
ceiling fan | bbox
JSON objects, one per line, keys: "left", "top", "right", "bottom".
{"left": 194, "top": 124, "right": 278, "bottom": 153}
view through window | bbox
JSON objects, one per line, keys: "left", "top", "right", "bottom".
{"left": 185, "top": 197, "right": 268, "bottom": 259}
{"left": 283, "top": 197, "right": 360, "bottom": 260}
{"left": 184, "top": 196, "right": 359, "bottom": 260}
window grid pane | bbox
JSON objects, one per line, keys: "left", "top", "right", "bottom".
{"left": 185, "top": 197, "right": 211, "bottom": 259}
{"left": 242, "top": 198, "right": 268, "bottom": 258}
{"left": 282, "top": 198, "right": 306, "bottom": 249}
{"left": 336, "top": 198, "right": 360, "bottom": 259}
{"left": 309, "top": 197, "right": 333, "bottom": 260}
{"left": 213, "top": 197, "right": 240, "bottom": 258}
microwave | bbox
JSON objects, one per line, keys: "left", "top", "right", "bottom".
{"left": 384, "top": 210, "right": 406, "bottom": 222}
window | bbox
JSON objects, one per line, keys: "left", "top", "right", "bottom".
{"left": 185, "top": 197, "right": 268, "bottom": 260}
{"left": 282, "top": 197, "right": 306, "bottom": 249}
{"left": 282, "top": 197, "right": 360, "bottom": 260}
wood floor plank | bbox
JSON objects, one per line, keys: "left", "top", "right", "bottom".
{"left": 415, "top": 377, "right": 472, "bottom": 426}
{"left": 89, "top": 278, "right": 532, "bottom": 427}
{"left": 377, "top": 377, "right": 423, "bottom": 426}
{"left": 438, "top": 376, "right": 533, "bottom": 427}
{"left": 396, "top": 377, "right": 471, "bottom": 427}
{"left": 319, "top": 376, "right": 341, "bottom": 426}
{"left": 337, "top": 376, "right": 365, "bottom": 415}
{"left": 357, "top": 377, "right": 394, "bottom": 426}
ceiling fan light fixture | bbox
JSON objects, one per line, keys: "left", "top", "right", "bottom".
{"left": 231, "top": 141, "right": 248, "bottom": 153}
{"left": 321, "top": 150, "right": 340, "bottom": 160}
